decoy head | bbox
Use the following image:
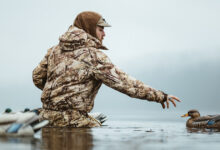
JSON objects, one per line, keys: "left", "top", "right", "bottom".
{"left": 5, "top": 108, "right": 12, "bottom": 113}
{"left": 181, "top": 109, "right": 200, "bottom": 119}
{"left": 24, "top": 108, "right": 30, "bottom": 112}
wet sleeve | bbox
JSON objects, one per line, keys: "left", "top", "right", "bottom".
{"left": 91, "top": 50, "right": 167, "bottom": 103}
{"left": 32, "top": 48, "right": 52, "bottom": 90}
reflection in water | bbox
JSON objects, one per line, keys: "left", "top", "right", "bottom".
{"left": 1, "top": 121, "right": 220, "bottom": 150}
{"left": 42, "top": 127, "right": 93, "bottom": 150}
{"left": 0, "top": 136, "right": 37, "bottom": 144}
{"left": 187, "top": 127, "right": 220, "bottom": 133}
{"left": 0, "top": 136, "right": 41, "bottom": 150}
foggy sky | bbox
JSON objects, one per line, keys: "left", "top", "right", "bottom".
{"left": 0, "top": 0, "right": 219, "bottom": 118}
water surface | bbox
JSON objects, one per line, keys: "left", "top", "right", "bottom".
{"left": 0, "top": 120, "right": 220, "bottom": 150}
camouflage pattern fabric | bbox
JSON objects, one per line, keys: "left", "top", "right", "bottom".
{"left": 33, "top": 26, "right": 167, "bottom": 127}
{"left": 39, "top": 109, "right": 100, "bottom": 127}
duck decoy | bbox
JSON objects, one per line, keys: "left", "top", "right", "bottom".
{"left": 181, "top": 109, "right": 220, "bottom": 129}
{"left": 0, "top": 108, "right": 49, "bottom": 136}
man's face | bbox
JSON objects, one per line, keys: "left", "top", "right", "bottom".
{"left": 96, "top": 26, "right": 105, "bottom": 42}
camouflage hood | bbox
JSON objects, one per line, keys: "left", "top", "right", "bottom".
{"left": 59, "top": 25, "right": 108, "bottom": 51}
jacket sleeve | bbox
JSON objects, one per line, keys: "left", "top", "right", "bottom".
{"left": 32, "top": 47, "right": 53, "bottom": 90}
{"left": 91, "top": 50, "right": 167, "bottom": 103}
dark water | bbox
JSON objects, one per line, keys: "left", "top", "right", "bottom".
{"left": 0, "top": 120, "right": 220, "bottom": 150}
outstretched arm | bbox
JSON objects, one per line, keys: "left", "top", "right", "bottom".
{"left": 91, "top": 50, "right": 180, "bottom": 108}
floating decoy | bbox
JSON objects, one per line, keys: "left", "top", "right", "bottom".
{"left": 0, "top": 108, "right": 49, "bottom": 136}
{"left": 181, "top": 109, "right": 220, "bottom": 129}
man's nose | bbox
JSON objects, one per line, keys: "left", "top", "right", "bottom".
{"left": 103, "top": 31, "right": 105, "bottom": 37}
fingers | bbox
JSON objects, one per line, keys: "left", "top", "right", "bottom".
{"left": 173, "top": 97, "right": 181, "bottom": 102}
{"left": 161, "top": 103, "right": 165, "bottom": 109}
{"left": 161, "top": 95, "right": 181, "bottom": 109}
{"left": 169, "top": 95, "right": 181, "bottom": 102}
{"left": 170, "top": 99, "right": 176, "bottom": 107}
{"left": 166, "top": 100, "right": 169, "bottom": 109}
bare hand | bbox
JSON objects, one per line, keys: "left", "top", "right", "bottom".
{"left": 161, "top": 95, "right": 181, "bottom": 109}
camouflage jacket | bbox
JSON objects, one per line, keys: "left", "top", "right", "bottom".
{"left": 33, "top": 26, "right": 167, "bottom": 114}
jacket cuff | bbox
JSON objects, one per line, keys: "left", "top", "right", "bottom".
{"left": 159, "top": 90, "right": 168, "bottom": 103}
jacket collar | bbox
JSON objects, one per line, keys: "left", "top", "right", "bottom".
{"left": 59, "top": 26, "right": 108, "bottom": 51}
